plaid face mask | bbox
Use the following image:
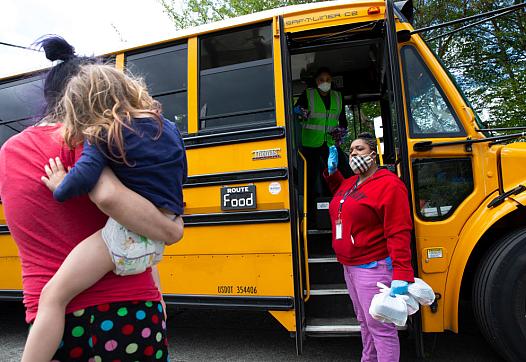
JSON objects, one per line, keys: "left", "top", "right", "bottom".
{"left": 349, "top": 153, "right": 375, "bottom": 174}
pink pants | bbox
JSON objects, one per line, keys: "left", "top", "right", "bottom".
{"left": 343, "top": 260, "right": 400, "bottom": 362}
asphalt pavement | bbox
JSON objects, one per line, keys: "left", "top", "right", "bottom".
{"left": 0, "top": 301, "right": 503, "bottom": 361}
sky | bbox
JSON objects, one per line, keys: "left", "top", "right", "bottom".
{"left": 0, "top": 0, "right": 182, "bottom": 78}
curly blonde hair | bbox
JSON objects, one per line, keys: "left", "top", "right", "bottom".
{"left": 58, "top": 63, "right": 162, "bottom": 164}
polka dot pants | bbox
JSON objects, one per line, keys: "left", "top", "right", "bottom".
{"left": 47, "top": 300, "right": 169, "bottom": 361}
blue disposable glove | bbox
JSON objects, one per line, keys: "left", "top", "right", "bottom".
{"left": 328, "top": 145, "right": 338, "bottom": 175}
{"left": 390, "top": 280, "right": 409, "bottom": 297}
{"left": 293, "top": 106, "right": 309, "bottom": 119}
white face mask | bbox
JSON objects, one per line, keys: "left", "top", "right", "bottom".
{"left": 318, "top": 82, "right": 331, "bottom": 93}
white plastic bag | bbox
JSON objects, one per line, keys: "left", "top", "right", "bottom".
{"left": 369, "top": 283, "right": 408, "bottom": 327}
{"left": 401, "top": 294, "right": 420, "bottom": 315}
{"left": 408, "top": 278, "right": 435, "bottom": 306}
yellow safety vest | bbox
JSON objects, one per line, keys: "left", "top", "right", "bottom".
{"left": 302, "top": 88, "right": 342, "bottom": 148}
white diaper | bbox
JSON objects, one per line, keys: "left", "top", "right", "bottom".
{"left": 101, "top": 217, "right": 166, "bottom": 276}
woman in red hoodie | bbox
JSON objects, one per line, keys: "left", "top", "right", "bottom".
{"left": 324, "top": 132, "right": 414, "bottom": 362}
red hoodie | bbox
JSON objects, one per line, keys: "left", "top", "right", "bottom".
{"left": 324, "top": 168, "right": 414, "bottom": 282}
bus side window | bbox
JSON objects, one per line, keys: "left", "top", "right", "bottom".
{"left": 413, "top": 158, "right": 474, "bottom": 220}
{"left": 199, "top": 23, "right": 275, "bottom": 132}
{"left": 126, "top": 44, "right": 188, "bottom": 134}
{"left": 0, "top": 76, "right": 45, "bottom": 147}
{"left": 401, "top": 46, "right": 465, "bottom": 138}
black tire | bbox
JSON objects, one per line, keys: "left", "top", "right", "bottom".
{"left": 472, "top": 227, "right": 526, "bottom": 362}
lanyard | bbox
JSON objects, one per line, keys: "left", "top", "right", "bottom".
{"left": 337, "top": 177, "right": 359, "bottom": 220}
{"left": 335, "top": 170, "right": 376, "bottom": 241}
{"left": 335, "top": 179, "right": 358, "bottom": 241}
{"left": 337, "top": 168, "right": 378, "bottom": 219}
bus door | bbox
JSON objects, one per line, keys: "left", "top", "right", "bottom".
{"left": 384, "top": 0, "right": 426, "bottom": 356}
{"left": 276, "top": 15, "right": 307, "bottom": 353}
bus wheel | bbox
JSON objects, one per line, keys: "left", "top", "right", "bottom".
{"left": 472, "top": 227, "right": 526, "bottom": 361}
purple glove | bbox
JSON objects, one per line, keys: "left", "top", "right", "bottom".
{"left": 329, "top": 126, "right": 347, "bottom": 146}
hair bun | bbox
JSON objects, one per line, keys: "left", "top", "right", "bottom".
{"left": 357, "top": 132, "right": 375, "bottom": 139}
{"left": 37, "top": 36, "right": 76, "bottom": 62}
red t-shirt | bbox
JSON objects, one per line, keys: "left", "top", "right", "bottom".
{"left": 0, "top": 124, "right": 160, "bottom": 323}
{"left": 325, "top": 169, "right": 414, "bottom": 282}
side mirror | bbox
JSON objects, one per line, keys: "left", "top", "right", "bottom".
{"left": 397, "top": 30, "right": 412, "bottom": 43}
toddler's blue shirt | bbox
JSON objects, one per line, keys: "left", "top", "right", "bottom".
{"left": 54, "top": 117, "right": 187, "bottom": 215}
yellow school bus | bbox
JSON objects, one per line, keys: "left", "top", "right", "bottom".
{"left": 1, "top": 0, "right": 525, "bottom": 359}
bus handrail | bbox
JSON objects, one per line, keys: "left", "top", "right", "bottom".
{"left": 298, "top": 151, "right": 310, "bottom": 302}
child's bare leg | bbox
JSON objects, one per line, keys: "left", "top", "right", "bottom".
{"left": 21, "top": 230, "right": 114, "bottom": 362}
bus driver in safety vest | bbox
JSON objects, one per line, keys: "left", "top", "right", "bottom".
{"left": 294, "top": 67, "right": 351, "bottom": 227}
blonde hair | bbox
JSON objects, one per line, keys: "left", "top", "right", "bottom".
{"left": 58, "top": 63, "right": 162, "bottom": 164}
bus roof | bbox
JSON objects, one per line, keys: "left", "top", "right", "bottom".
{"left": 114, "top": 0, "right": 385, "bottom": 52}
{"left": 1, "top": 0, "right": 385, "bottom": 82}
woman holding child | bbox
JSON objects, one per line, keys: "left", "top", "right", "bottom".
{"left": 0, "top": 36, "right": 186, "bottom": 361}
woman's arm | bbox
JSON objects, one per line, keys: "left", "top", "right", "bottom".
{"left": 323, "top": 169, "right": 345, "bottom": 195}
{"left": 89, "top": 168, "right": 184, "bottom": 245}
{"left": 151, "top": 266, "right": 167, "bottom": 320}
{"left": 322, "top": 146, "right": 345, "bottom": 194}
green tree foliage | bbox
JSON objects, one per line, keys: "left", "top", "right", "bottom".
{"left": 413, "top": 0, "right": 526, "bottom": 129}
{"left": 158, "top": 0, "right": 317, "bottom": 29}
{"left": 159, "top": 0, "right": 525, "bottom": 129}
